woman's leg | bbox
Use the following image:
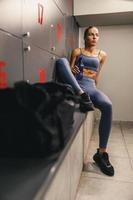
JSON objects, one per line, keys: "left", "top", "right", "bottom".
{"left": 79, "top": 77, "right": 114, "bottom": 176}
{"left": 55, "top": 58, "right": 83, "bottom": 94}
{"left": 79, "top": 77, "right": 112, "bottom": 148}
{"left": 90, "top": 89, "right": 114, "bottom": 176}
{"left": 91, "top": 90, "right": 112, "bottom": 149}
{"left": 55, "top": 58, "right": 94, "bottom": 112}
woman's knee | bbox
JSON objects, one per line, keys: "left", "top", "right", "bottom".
{"left": 56, "top": 58, "right": 69, "bottom": 70}
{"left": 101, "top": 100, "right": 112, "bottom": 114}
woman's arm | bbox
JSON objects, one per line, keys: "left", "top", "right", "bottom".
{"left": 95, "top": 50, "right": 107, "bottom": 85}
{"left": 70, "top": 48, "right": 81, "bottom": 75}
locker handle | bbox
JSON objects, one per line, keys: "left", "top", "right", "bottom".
{"left": 51, "top": 56, "right": 56, "bottom": 60}
{"left": 23, "top": 32, "right": 30, "bottom": 38}
{"left": 51, "top": 46, "right": 56, "bottom": 51}
{"left": 24, "top": 46, "right": 31, "bottom": 52}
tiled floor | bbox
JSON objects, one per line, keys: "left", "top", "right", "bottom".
{"left": 76, "top": 122, "right": 133, "bottom": 200}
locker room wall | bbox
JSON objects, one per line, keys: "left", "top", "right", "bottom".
{"left": 0, "top": 0, "right": 79, "bottom": 87}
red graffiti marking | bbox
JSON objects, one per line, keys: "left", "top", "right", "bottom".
{"left": 39, "top": 68, "right": 46, "bottom": 83}
{"left": 38, "top": 3, "right": 44, "bottom": 25}
{"left": 0, "top": 61, "right": 6, "bottom": 67}
{"left": 57, "top": 23, "right": 62, "bottom": 42}
{"left": 0, "top": 61, "right": 8, "bottom": 89}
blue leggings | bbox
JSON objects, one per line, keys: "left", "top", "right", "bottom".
{"left": 56, "top": 58, "right": 112, "bottom": 148}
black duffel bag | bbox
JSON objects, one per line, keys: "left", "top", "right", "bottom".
{"left": 0, "top": 81, "right": 78, "bottom": 157}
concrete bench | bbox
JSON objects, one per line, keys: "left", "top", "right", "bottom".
{"left": 35, "top": 111, "right": 94, "bottom": 200}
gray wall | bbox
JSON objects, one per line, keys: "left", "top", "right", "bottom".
{"left": 74, "top": 0, "right": 133, "bottom": 27}
{"left": 74, "top": 0, "right": 133, "bottom": 15}
{"left": 79, "top": 25, "right": 133, "bottom": 121}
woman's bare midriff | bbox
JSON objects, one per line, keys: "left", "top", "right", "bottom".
{"left": 83, "top": 68, "right": 97, "bottom": 79}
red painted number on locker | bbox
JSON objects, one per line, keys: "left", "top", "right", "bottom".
{"left": 57, "top": 23, "right": 62, "bottom": 42}
{"left": 0, "top": 61, "right": 8, "bottom": 89}
{"left": 39, "top": 68, "right": 46, "bottom": 83}
{"left": 38, "top": 3, "right": 44, "bottom": 25}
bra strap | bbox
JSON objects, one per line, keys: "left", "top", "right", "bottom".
{"left": 98, "top": 50, "right": 101, "bottom": 58}
{"left": 80, "top": 48, "right": 83, "bottom": 54}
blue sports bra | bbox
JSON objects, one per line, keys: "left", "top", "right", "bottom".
{"left": 76, "top": 49, "right": 100, "bottom": 72}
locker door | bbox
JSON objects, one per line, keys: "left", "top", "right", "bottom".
{"left": 0, "top": 30, "right": 23, "bottom": 88}
{"left": 23, "top": 0, "right": 65, "bottom": 57}
{"left": 66, "top": 0, "right": 73, "bottom": 16}
{"left": 72, "top": 17, "right": 79, "bottom": 49}
{"left": 23, "top": 0, "right": 51, "bottom": 51}
{"left": 49, "top": 0, "right": 65, "bottom": 57}
{"left": 53, "top": 0, "right": 66, "bottom": 14}
{"left": 53, "top": 0, "right": 73, "bottom": 16}
{"left": 0, "top": 0, "right": 22, "bottom": 37}
{"left": 23, "top": 42, "right": 56, "bottom": 83}
{"left": 65, "top": 16, "right": 73, "bottom": 59}
{"left": 65, "top": 16, "right": 79, "bottom": 59}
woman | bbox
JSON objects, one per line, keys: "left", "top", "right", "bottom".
{"left": 56, "top": 26, "right": 114, "bottom": 176}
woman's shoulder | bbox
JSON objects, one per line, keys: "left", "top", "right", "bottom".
{"left": 71, "top": 48, "right": 82, "bottom": 56}
{"left": 99, "top": 49, "right": 107, "bottom": 58}
{"left": 98, "top": 49, "right": 107, "bottom": 64}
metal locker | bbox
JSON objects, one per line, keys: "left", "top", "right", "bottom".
{"left": 0, "top": 0, "right": 22, "bottom": 37}
{"left": 66, "top": 0, "right": 73, "bottom": 16}
{"left": 48, "top": 0, "right": 65, "bottom": 57}
{"left": 72, "top": 17, "right": 79, "bottom": 50}
{"left": 23, "top": 42, "right": 57, "bottom": 83}
{"left": 23, "top": 0, "right": 51, "bottom": 51}
{"left": 23, "top": 0, "right": 65, "bottom": 57}
{"left": 65, "top": 16, "right": 79, "bottom": 59}
{"left": 53, "top": 0, "right": 66, "bottom": 15}
{"left": 0, "top": 30, "right": 23, "bottom": 88}
{"left": 65, "top": 16, "right": 73, "bottom": 59}
{"left": 53, "top": 0, "right": 73, "bottom": 16}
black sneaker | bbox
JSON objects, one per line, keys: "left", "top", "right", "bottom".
{"left": 79, "top": 93, "right": 94, "bottom": 113}
{"left": 93, "top": 149, "right": 114, "bottom": 176}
